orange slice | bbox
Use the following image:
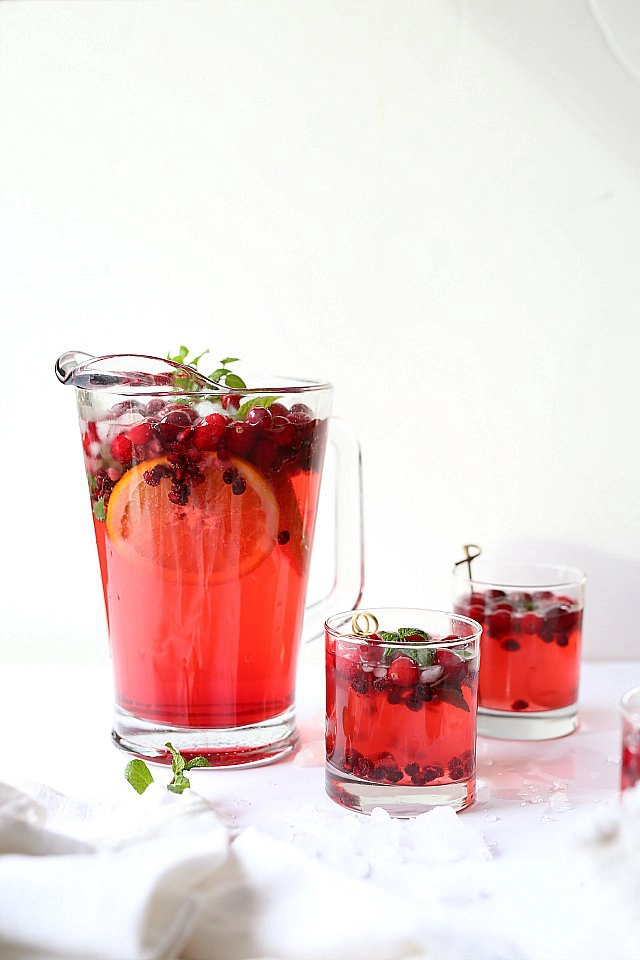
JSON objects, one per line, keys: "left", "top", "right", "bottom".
{"left": 106, "top": 455, "right": 279, "bottom": 584}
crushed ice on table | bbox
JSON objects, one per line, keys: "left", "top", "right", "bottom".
{"left": 549, "top": 791, "right": 571, "bottom": 812}
{"left": 271, "top": 802, "right": 492, "bottom": 902}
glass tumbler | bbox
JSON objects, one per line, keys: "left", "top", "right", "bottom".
{"left": 454, "top": 560, "right": 586, "bottom": 740}
{"left": 621, "top": 686, "right": 640, "bottom": 791}
{"left": 325, "top": 608, "right": 481, "bottom": 816}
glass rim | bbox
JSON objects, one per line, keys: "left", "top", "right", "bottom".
{"left": 621, "top": 686, "right": 640, "bottom": 722}
{"left": 325, "top": 607, "right": 482, "bottom": 648}
{"left": 454, "top": 559, "right": 586, "bottom": 590}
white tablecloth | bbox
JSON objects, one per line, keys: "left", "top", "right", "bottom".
{"left": 1, "top": 653, "right": 639, "bottom": 959}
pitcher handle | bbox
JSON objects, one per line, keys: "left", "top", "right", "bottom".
{"left": 303, "top": 417, "right": 364, "bottom": 641}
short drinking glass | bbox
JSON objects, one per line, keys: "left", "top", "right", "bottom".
{"left": 621, "top": 686, "right": 640, "bottom": 791}
{"left": 454, "top": 560, "right": 585, "bottom": 740}
{"left": 325, "top": 608, "right": 481, "bottom": 816}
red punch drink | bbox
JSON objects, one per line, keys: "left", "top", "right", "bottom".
{"left": 325, "top": 609, "right": 481, "bottom": 816}
{"left": 621, "top": 687, "right": 640, "bottom": 792}
{"left": 57, "top": 350, "right": 361, "bottom": 766}
{"left": 454, "top": 561, "right": 585, "bottom": 741}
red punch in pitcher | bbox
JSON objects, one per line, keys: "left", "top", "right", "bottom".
{"left": 57, "top": 351, "right": 362, "bottom": 766}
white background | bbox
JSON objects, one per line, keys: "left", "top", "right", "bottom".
{"left": 0, "top": 0, "right": 639, "bottom": 664}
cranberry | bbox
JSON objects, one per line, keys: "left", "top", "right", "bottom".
{"left": 422, "top": 764, "right": 444, "bottom": 783}
{"left": 486, "top": 589, "right": 507, "bottom": 600}
{"left": 468, "top": 603, "right": 486, "bottom": 623}
{"left": 290, "top": 402, "right": 312, "bottom": 418}
{"left": 501, "top": 638, "right": 520, "bottom": 652}
{"left": 556, "top": 633, "right": 570, "bottom": 648}
{"left": 469, "top": 593, "right": 486, "bottom": 611}
{"left": 387, "top": 655, "right": 419, "bottom": 687}
{"left": 111, "top": 433, "right": 133, "bottom": 464}
{"left": 193, "top": 413, "right": 229, "bottom": 450}
{"left": 246, "top": 406, "right": 273, "bottom": 428}
{"left": 351, "top": 674, "right": 369, "bottom": 694}
{"left": 269, "top": 416, "right": 296, "bottom": 447}
{"left": 225, "top": 421, "right": 256, "bottom": 456}
{"left": 415, "top": 683, "right": 434, "bottom": 702}
{"left": 487, "top": 609, "right": 512, "bottom": 638}
{"left": 231, "top": 477, "right": 247, "bottom": 496}
{"left": 520, "top": 612, "right": 543, "bottom": 635}
{"left": 436, "top": 648, "right": 465, "bottom": 681}
{"left": 533, "top": 590, "right": 554, "bottom": 602}
{"left": 372, "top": 677, "right": 389, "bottom": 692}
{"left": 221, "top": 394, "right": 240, "bottom": 411}
{"left": 154, "top": 420, "right": 181, "bottom": 443}
{"left": 387, "top": 769, "right": 404, "bottom": 783}
{"left": 511, "top": 699, "right": 529, "bottom": 711}
{"left": 145, "top": 398, "right": 167, "bottom": 416}
{"left": 254, "top": 439, "right": 279, "bottom": 473}
{"left": 387, "top": 688, "right": 402, "bottom": 704}
{"left": 222, "top": 466, "right": 238, "bottom": 485}
{"left": 268, "top": 402, "right": 289, "bottom": 417}
{"left": 493, "top": 601, "right": 514, "bottom": 612}
{"left": 405, "top": 697, "right": 423, "bottom": 712}
{"left": 110, "top": 400, "right": 145, "bottom": 418}
{"left": 128, "top": 420, "right": 155, "bottom": 446}
{"left": 277, "top": 530, "right": 290, "bottom": 545}
{"left": 448, "top": 757, "right": 465, "bottom": 780}
{"left": 405, "top": 763, "right": 420, "bottom": 776}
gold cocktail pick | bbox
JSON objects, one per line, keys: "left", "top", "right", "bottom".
{"left": 454, "top": 544, "right": 482, "bottom": 580}
{"left": 350, "top": 611, "right": 379, "bottom": 636}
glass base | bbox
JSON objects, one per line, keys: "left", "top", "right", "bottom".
{"left": 477, "top": 704, "right": 578, "bottom": 740}
{"left": 325, "top": 762, "right": 475, "bottom": 816}
{"left": 112, "top": 704, "right": 299, "bottom": 767}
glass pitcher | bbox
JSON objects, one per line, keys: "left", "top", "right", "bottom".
{"left": 56, "top": 352, "right": 363, "bottom": 766}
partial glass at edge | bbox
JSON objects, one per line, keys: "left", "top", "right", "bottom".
{"left": 325, "top": 608, "right": 481, "bottom": 816}
{"left": 621, "top": 686, "right": 640, "bottom": 791}
{"left": 453, "top": 560, "right": 586, "bottom": 741}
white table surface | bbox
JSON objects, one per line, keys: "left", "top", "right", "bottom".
{"left": 1, "top": 653, "right": 639, "bottom": 960}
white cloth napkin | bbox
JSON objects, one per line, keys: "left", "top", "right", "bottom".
{"left": 0, "top": 779, "right": 441, "bottom": 960}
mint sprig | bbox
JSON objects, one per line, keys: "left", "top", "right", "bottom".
{"left": 379, "top": 627, "right": 435, "bottom": 667}
{"left": 167, "top": 346, "right": 248, "bottom": 393}
{"left": 124, "top": 742, "right": 211, "bottom": 795}
{"left": 236, "top": 395, "right": 281, "bottom": 419}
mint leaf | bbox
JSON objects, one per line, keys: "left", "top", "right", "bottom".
{"left": 220, "top": 357, "right": 239, "bottom": 365}
{"left": 185, "top": 756, "right": 211, "bottom": 770}
{"left": 236, "top": 395, "right": 282, "bottom": 420}
{"left": 397, "top": 628, "right": 431, "bottom": 641}
{"left": 125, "top": 759, "right": 154, "bottom": 794}
{"left": 379, "top": 631, "right": 401, "bottom": 643}
{"left": 224, "top": 373, "right": 245, "bottom": 389}
{"left": 437, "top": 687, "right": 470, "bottom": 712}
{"left": 415, "top": 647, "right": 436, "bottom": 668}
{"left": 167, "top": 774, "right": 191, "bottom": 794}
{"left": 87, "top": 472, "right": 97, "bottom": 494}
{"left": 165, "top": 742, "right": 185, "bottom": 777}
{"left": 167, "top": 346, "right": 190, "bottom": 364}
{"left": 93, "top": 498, "right": 106, "bottom": 522}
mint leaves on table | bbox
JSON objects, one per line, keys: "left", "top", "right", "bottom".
{"left": 124, "top": 742, "right": 211, "bottom": 795}
{"left": 167, "top": 346, "right": 247, "bottom": 391}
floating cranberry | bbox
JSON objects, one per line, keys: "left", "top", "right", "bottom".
{"left": 269, "top": 416, "right": 296, "bottom": 447}
{"left": 225, "top": 421, "right": 256, "bottom": 456}
{"left": 222, "top": 466, "right": 238, "bottom": 485}
{"left": 231, "top": 477, "right": 247, "bottom": 496}
{"left": 277, "top": 530, "right": 290, "bottom": 545}
{"left": 388, "top": 655, "right": 419, "bottom": 687}
{"left": 111, "top": 433, "right": 133, "bottom": 464}
{"left": 415, "top": 683, "right": 434, "bottom": 702}
{"left": 511, "top": 699, "right": 529, "bottom": 711}
{"left": 193, "top": 413, "right": 229, "bottom": 450}
{"left": 556, "top": 633, "right": 570, "bottom": 648}
{"left": 436, "top": 648, "right": 465, "bottom": 681}
{"left": 533, "top": 590, "right": 554, "bottom": 602}
{"left": 487, "top": 609, "right": 512, "bottom": 638}
{"left": 246, "top": 406, "right": 273, "bottom": 428}
{"left": 501, "top": 638, "right": 521, "bottom": 652}
{"left": 520, "top": 612, "right": 543, "bottom": 635}
{"left": 128, "top": 420, "right": 155, "bottom": 446}
{"left": 372, "top": 677, "right": 389, "bottom": 692}
{"left": 468, "top": 603, "right": 486, "bottom": 623}
{"left": 221, "top": 394, "right": 240, "bottom": 411}
{"left": 145, "top": 398, "right": 167, "bottom": 416}
{"left": 486, "top": 589, "right": 507, "bottom": 600}
{"left": 268, "top": 402, "right": 289, "bottom": 417}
